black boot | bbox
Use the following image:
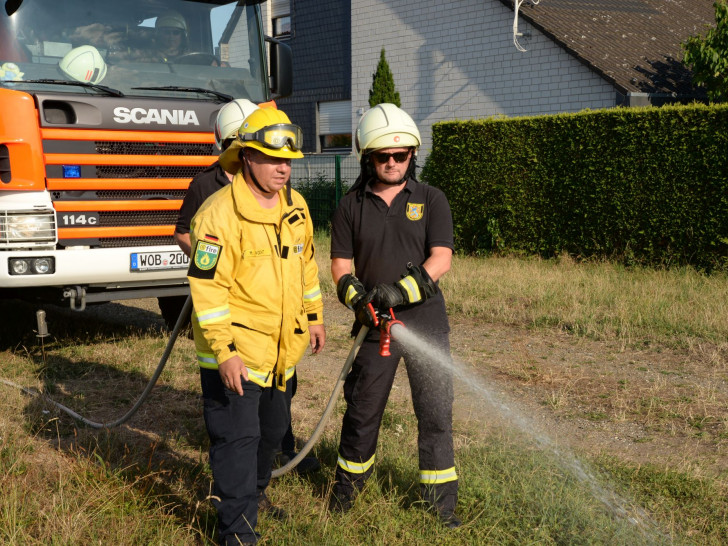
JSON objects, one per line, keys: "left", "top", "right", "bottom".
{"left": 328, "top": 483, "right": 355, "bottom": 513}
{"left": 258, "top": 491, "right": 287, "bottom": 521}
{"left": 422, "top": 482, "right": 461, "bottom": 528}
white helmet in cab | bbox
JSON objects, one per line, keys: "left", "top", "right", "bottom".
{"left": 214, "top": 99, "right": 259, "bottom": 151}
{"left": 156, "top": 11, "right": 188, "bottom": 35}
{"left": 355, "top": 103, "right": 421, "bottom": 160}
{"left": 59, "top": 45, "right": 107, "bottom": 84}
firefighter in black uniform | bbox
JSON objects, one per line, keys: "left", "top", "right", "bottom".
{"left": 329, "top": 103, "right": 460, "bottom": 528}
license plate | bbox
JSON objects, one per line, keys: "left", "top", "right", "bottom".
{"left": 130, "top": 251, "right": 189, "bottom": 271}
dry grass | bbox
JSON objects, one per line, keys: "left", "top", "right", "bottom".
{"left": 441, "top": 252, "right": 728, "bottom": 346}
{"left": 0, "top": 235, "right": 726, "bottom": 543}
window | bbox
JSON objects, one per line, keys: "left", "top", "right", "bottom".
{"left": 319, "top": 101, "right": 352, "bottom": 153}
{"left": 271, "top": 0, "right": 290, "bottom": 38}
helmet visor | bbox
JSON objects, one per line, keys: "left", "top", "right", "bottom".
{"left": 239, "top": 123, "right": 303, "bottom": 152}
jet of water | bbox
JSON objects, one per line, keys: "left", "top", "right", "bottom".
{"left": 390, "top": 322, "right": 666, "bottom": 541}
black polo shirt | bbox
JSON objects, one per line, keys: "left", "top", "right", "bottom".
{"left": 175, "top": 162, "right": 230, "bottom": 234}
{"left": 330, "top": 177, "right": 453, "bottom": 334}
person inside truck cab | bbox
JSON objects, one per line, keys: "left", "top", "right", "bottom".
{"left": 154, "top": 11, "right": 189, "bottom": 63}
{"left": 150, "top": 10, "right": 223, "bottom": 66}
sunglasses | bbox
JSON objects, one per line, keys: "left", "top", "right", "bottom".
{"left": 159, "top": 28, "right": 184, "bottom": 37}
{"left": 371, "top": 151, "right": 410, "bottom": 163}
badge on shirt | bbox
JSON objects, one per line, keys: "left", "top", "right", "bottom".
{"left": 188, "top": 239, "right": 222, "bottom": 279}
{"left": 406, "top": 203, "right": 424, "bottom": 221}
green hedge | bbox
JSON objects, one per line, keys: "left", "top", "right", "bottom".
{"left": 422, "top": 104, "right": 728, "bottom": 270}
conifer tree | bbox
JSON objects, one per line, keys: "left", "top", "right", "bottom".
{"left": 369, "top": 48, "right": 401, "bottom": 107}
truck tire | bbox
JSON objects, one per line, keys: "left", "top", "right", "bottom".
{"left": 157, "top": 295, "right": 192, "bottom": 333}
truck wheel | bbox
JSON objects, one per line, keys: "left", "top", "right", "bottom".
{"left": 157, "top": 295, "right": 192, "bottom": 333}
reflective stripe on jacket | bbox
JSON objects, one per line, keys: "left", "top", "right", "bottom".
{"left": 188, "top": 173, "right": 323, "bottom": 391}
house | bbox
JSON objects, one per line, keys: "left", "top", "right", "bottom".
{"left": 263, "top": 0, "right": 716, "bottom": 157}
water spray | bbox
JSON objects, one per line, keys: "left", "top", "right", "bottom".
{"left": 385, "top": 321, "right": 667, "bottom": 540}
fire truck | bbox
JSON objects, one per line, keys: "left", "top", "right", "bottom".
{"left": 0, "top": 0, "right": 291, "bottom": 325}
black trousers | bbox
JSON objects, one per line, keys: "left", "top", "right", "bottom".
{"left": 333, "top": 331, "right": 457, "bottom": 503}
{"left": 200, "top": 368, "right": 291, "bottom": 545}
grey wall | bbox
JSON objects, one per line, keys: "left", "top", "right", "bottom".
{"left": 276, "top": 0, "right": 351, "bottom": 153}
{"left": 351, "top": 1, "right": 616, "bottom": 157}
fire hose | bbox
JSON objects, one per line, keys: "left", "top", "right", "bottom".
{"left": 0, "top": 294, "right": 194, "bottom": 429}
{"left": 1, "top": 297, "right": 402, "bottom": 478}
{"left": 272, "top": 306, "right": 402, "bottom": 477}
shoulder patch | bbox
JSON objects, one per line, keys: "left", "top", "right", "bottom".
{"left": 188, "top": 240, "right": 222, "bottom": 279}
{"left": 194, "top": 240, "right": 221, "bottom": 270}
{"left": 406, "top": 203, "right": 424, "bottom": 221}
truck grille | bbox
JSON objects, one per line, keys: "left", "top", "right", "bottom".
{"left": 43, "top": 128, "right": 216, "bottom": 249}
{"left": 100, "top": 236, "right": 175, "bottom": 248}
{"left": 96, "top": 166, "right": 205, "bottom": 178}
{"left": 96, "top": 141, "right": 214, "bottom": 156}
{"left": 99, "top": 210, "right": 179, "bottom": 227}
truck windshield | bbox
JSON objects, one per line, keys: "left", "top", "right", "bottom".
{"left": 0, "top": 0, "right": 268, "bottom": 102}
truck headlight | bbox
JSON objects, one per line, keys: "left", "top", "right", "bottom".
{"left": 1, "top": 212, "right": 56, "bottom": 243}
{"left": 9, "top": 257, "right": 55, "bottom": 275}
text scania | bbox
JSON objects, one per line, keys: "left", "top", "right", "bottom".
{"left": 113, "top": 107, "right": 200, "bottom": 126}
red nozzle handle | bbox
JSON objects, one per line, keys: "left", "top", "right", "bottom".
{"left": 367, "top": 302, "right": 379, "bottom": 327}
{"left": 379, "top": 328, "right": 391, "bottom": 356}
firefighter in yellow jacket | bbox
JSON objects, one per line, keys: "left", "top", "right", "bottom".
{"left": 188, "top": 107, "right": 325, "bottom": 546}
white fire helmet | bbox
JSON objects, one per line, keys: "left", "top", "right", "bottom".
{"left": 214, "top": 99, "right": 260, "bottom": 151}
{"left": 156, "top": 11, "right": 188, "bottom": 35}
{"left": 59, "top": 45, "right": 107, "bottom": 84}
{"left": 355, "top": 103, "right": 421, "bottom": 160}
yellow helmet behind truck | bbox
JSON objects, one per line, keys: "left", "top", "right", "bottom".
{"left": 355, "top": 103, "right": 421, "bottom": 160}
{"left": 219, "top": 107, "right": 304, "bottom": 173}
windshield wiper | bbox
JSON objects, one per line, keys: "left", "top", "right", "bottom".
{"left": 12, "top": 79, "right": 124, "bottom": 97}
{"left": 131, "top": 86, "right": 233, "bottom": 102}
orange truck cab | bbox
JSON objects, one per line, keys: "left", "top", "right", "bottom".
{"left": 0, "top": 0, "right": 291, "bottom": 322}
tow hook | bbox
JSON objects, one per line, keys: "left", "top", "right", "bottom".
{"left": 63, "top": 285, "right": 87, "bottom": 311}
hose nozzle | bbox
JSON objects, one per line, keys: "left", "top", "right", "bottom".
{"left": 378, "top": 308, "right": 404, "bottom": 357}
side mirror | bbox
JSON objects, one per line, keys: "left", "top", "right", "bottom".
{"left": 266, "top": 37, "right": 292, "bottom": 99}
{"left": 5, "top": 0, "right": 23, "bottom": 16}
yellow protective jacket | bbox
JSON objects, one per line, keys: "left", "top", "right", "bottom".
{"left": 187, "top": 174, "right": 323, "bottom": 391}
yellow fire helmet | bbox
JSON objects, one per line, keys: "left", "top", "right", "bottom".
{"left": 355, "top": 103, "right": 420, "bottom": 160}
{"left": 219, "top": 107, "right": 304, "bottom": 173}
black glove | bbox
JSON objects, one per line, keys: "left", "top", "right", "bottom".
{"left": 337, "top": 274, "right": 378, "bottom": 328}
{"left": 372, "top": 282, "right": 404, "bottom": 311}
{"left": 353, "top": 288, "right": 378, "bottom": 328}
{"left": 336, "top": 274, "right": 366, "bottom": 310}
{"left": 372, "top": 264, "right": 439, "bottom": 311}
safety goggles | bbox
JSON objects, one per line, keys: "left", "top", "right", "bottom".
{"left": 371, "top": 150, "right": 411, "bottom": 164}
{"left": 239, "top": 123, "right": 303, "bottom": 151}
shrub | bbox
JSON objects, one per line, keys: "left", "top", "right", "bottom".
{"left": 422, "top": 103, "right": 728, "bottom": 271}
